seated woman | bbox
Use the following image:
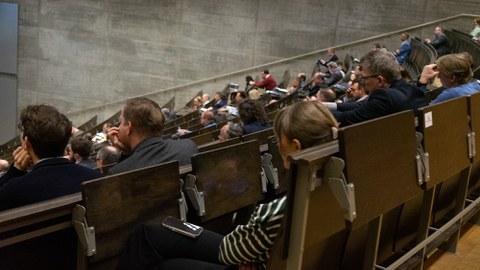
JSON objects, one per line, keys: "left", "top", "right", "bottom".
{"left": 238, "top": 100, "right": 271, "bottom": 134}
{"left": 418, "top": 52, "right": 480, "bottom": 104}
{"left": 116, "top": 101, "right": 339, "bottom": 270}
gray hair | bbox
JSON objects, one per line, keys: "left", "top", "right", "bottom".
{"left": 360, "top": 50, "right": 401, "bottom": 83}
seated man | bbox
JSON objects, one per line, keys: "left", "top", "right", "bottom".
{"left": 0, "top": 105, "right": 102, "bottom": 211}
{"left": 0, "top": 159, "right": 9, "bottom": 177}
{"left": 96, "top": 145, "right": 120, "bottom": 174}
{"left": 108, "top": 97, "right": 198, "bottom": 174}
{"left": 249, "top": 69, "right": 277, "bottom": 90}
{"left": 70, "top": 137, "right": 97, "bottom": 170}
{"left": 332, "top": 50, "right": 427, "bottom": 127}
{"left": 218, "top": 122, "right": 244, "bottom": 142}
{"left": 177, "top": 111, "right": 216, "bottom": 136}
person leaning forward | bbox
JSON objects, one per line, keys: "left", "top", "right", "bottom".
{"left": 108, "top": 97, "right": 198, "bottom": 174}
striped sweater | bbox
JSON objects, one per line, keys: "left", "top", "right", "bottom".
{"left": 218, "top": 196, "right": 287, "bottom": 269}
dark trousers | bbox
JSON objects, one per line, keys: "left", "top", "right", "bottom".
{"left": 116, "top": 224, "right": 236, "bottom": 270}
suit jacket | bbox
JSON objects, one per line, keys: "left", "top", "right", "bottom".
{"left": 110, "top": 137, "right": 198, "bottom": 174}
{"left": 254, "top": 75, "right": 277, "bottom": 90}
{"left": 0, "top": 158, "right": 102, "bottom": 211}
{"left": 333, "top": 80, "right": 427, "bottom": 127}
{"left": 396, "top": 40, "right": 411, "bottom": 64}
{"left": 243, "top": 121, "right": 271, "bottom": 134}
{"left": 430, "top": 33, "right": 451, "bottom": 57}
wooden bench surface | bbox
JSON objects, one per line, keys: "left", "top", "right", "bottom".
{"left": 82, "top": 161, "right": 181, "bottom": 263}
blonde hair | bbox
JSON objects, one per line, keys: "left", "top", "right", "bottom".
{"left": 436, "top": 52, "right": 473, "bottom": 84}
{"left": 274, "top": 102, "right": 338, "bottom": 149}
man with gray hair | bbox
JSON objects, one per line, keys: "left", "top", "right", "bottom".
{"left": 96, "top": 145, "right": 120, "bottom": 174}
{"left": 324, "top": 61, "right": 344, "bottom": 86}
{"left": 332, "top": 50, "right": 427, "bottom": 127}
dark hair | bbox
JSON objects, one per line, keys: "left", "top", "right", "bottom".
{"left": 71, "top": 137, "right": 93, "bottom": 159}
{"left": 97, "top": 145, "right": 120, "bottom": 166}
{"left": 245, "top": 75, "right": 254, "bottom": 82}
{"left": 262, "top": 69, "right": 270, "bottom": 75}
{"left": 19, "top": 104, "right": 72, "bottom": 159}
{"left": 238, "top": 99, "right": 268, "bottom": 125}
{"left": 123, "top": 97, "right": 165, "bottom": 137}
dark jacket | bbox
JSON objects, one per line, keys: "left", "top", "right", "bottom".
{"left": 0, "top": 158, "right": 102, "bottom": 211}
{"left": 333, "top": 80, "right": 427, "bottom": 127}
{"left": 243, "top": 121, "right": 271, "bottom": 134}
{"left": 109, "top": 137, "right": 198, "bottom": 174}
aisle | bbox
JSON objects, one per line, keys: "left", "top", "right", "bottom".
{"left": 425, "top": 222, "right": 480, "bottom": 269}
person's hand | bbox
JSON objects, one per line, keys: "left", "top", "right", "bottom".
{"left": 238, "top": 262, "right": 257, "bottom": 270}
{"left": 176, "top": 129, "right": 190, "bottom": 135}
{"left": 108, "top": 126, "right": 128, "bottom": 153}
{"left": 12, "top": 147, "right": 32, "bottom": 172}
{"left": 395, "top": 49, "right": 400, "bottom": 55}
{"left": 249, "top": 81, "right": 255, "bottom": 86}
{"left": 419, "top": 63, "right": 439, "bottom": 84}
{"left": 425, "top": 38, "right": 431, "bottom": 43}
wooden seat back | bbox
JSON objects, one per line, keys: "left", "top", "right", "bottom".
{"left": 189, "top": 140, "right": 264, "bottom": 223}
{"left": 80, "top": 161, "right": 181, "bottom": 268}
{"left": 242, "top": 128, "right": 274, "bottom": 146}
{"left": 468, "top": 92, "right": 480, "bottom": 194}
{"left": 0, "top": 194, "right": 81, "bottom": 270}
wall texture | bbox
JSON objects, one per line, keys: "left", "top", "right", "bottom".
{"left": 2, "top": 0, "right": 480, "bottom": 136}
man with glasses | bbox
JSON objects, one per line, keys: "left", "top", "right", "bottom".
{"left": 0, "top": 104, "right": 102, "bottom": 211}
{"left": 331, "top": 50, "right": 427, "bottom": 127}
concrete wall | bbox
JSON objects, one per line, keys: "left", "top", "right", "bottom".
{"left": 2, "top": 0, "right": 480, "bottom": 139}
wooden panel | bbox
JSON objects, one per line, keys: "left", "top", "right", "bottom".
{"left": 191, "top": 140, "right": 264, "bottom": 222}
{"left": 339, "top": 110, "right": 421, "bottom": 229}
{"left": 242, "top": 128, "right": 274, "bottom": 145}
{"left": 82, "top": 161, "right": 180, "bottom": 263}
{"left": 198, "top": 137, "right": 241, "bottom": 152}
{"left": 418, "top": 97, "right": 470, "bottom": 189}
{"left": 469, "top": 92, "right": 480, "bottom": 164}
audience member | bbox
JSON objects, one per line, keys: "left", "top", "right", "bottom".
{"left": 0, "top": 159, "right": 9, "bottom": 177}
{"left": 218, "top": 122, "right": 244, "bottom": 142}
{"left": 91, "top": 122, "right": 112, "bottom": 144}
{"left": 245, "top": 75, "right": 255, "bottom": 92}
{"left": 108, "top": 97, "right": 198, "bottom": 174}
{"left": 238, "top": 99, "right": 271, "bottom": 134}
{"left": 70, "top": 137, "right": 97, "bottom": 169}
{"left": 319, "top": 48, "right": 339, "bottom": 67}
{"left": 425, "top": 26, "right": 451, "bottom": 57}
{"left": 324, "top": 62, "right": 344, "bottom": 86}
{"left": 395, "top": 33, "right": 411, "bottom": 64}
{"left": 248, "top": 89, "right": 261, "bottom": 100}
{"left": 192, "top": 96, "right": 203, "bottom": 111}
{"left": 0, "top": 104, "right": 101, "bottom": 211}
{"left": 324, "top": 81, "right": 368, "bottom": 112}
{"left": 418, "top": 52, "right": 480, "bottom": 104}
{"left": 96, "top": 145, "right": 120, "bottom": 174}
{"left": 317, "top": 88, "right": 337, "bottom": 102}
{"left": 212, "top": 92, "right": 227, "bottom": 110}
{"left": 201, "top": 94, "right": 211, "bottom": 107}
{"left": 308, "top": 72, "right": 327, "bottom": 97}
{"left": 116, "top": 101, "right": 338, "bottom": 270}
{"left": 161, "top": 108, "right": 175, "bottom": 123}
{"left": 470, "top": 18, "right": 480, "bottom": 39}
{"left": 332, "top": 50, "right": 427, "bottom": 127}
{"left": 249, "top": 70, "right": 277, "bottom": 90}
{"left": 177, "top": 111, "right": 216, "bottom": 136}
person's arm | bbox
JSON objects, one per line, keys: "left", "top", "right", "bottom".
{"left": 333, "top": 90, "right": 392, "bottom": 127}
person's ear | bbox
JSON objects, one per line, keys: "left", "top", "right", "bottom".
{"left": 292, "top": 139, "right": 302, "bottom": 151}
{"left": 127, "top": 121, "right": 133, "bottom": 135}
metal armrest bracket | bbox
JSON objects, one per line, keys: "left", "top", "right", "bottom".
{"left": 415, "top": 132, "right": 430, "bottom": 185}
{"left": 72, "top": 204, "right": 96, "bottom": 256}
{"left": 261, "top": 153, "right": 279, "bottom": 189}
{"left": 184, "top": 174, "right": 206, "bottom": 216}
{"left": 323, "top": 157, "right": 356, "bottom": 222}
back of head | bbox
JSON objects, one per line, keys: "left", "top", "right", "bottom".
{"left": 123, "top": 97, "right": 165, "bottom": 137}
{"left": 71, "top": 137, "right": 93, "bottom": 159}
{"left": 274, "top": 102, "right": 338, "bottom": 148}
{"left": 20, "top": 104, "right": 72, "bottom": 159}
{"left": 360, "top": 50, "right": 401, "bottom": 84}
{"left": 318, "top": 88, "right": 337, "bottom": 102}
{"left": 263, "top": 69, "right": 270, "bottom": 75}
{"left": 97, "top": 145, "right": 120, "bottom": 165}
{"left": 436, "top": 52, "right": 473, "bottom": 84}
{"left": 201, "top": 110, "right": 215, "bottom": 123}
{"left": 226, "top": 122, "right": 243, "bottom": 139}
{"left": 327, "top": 62, "right": 338, "bottom": 69}
{"left": 238, "top": 99, "right": 268, "bottom": 125}
{"left": 0, "top": 159, "right": 8, "bottom": 172}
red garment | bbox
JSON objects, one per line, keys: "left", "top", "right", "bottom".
{"left": 254, "top": 75, "right": 277, "bottom": 90}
